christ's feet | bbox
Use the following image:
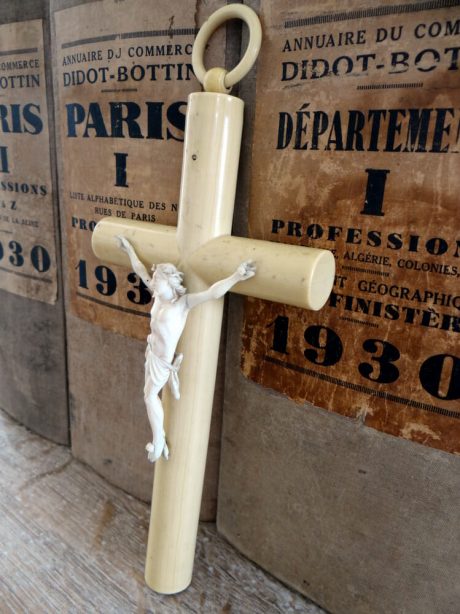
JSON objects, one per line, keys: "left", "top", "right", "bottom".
{"left": 146, "top": 440, "right": 169, "bottom": 463}
{"left": 146, "top": 442, "right": 157, "bottom": 462}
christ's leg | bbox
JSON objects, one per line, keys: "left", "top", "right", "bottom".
{"left": 145, "top": 389, "right": 169, "bottom": 462}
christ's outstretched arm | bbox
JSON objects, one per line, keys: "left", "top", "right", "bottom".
{"left": 185, "top": 261, "right": 256, "bottom": 310}
{"left": 117, "top": 236, "right": 152, "bottom": 288}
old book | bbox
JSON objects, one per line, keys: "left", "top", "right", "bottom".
{"left": 50, "top": 0, "right": 227, "bottom": 513}
{"left": 0, "top": 0, "right": 68, "bottom": 444}
{"left": 218, "top": 1, "right": 460, "bottom": 612}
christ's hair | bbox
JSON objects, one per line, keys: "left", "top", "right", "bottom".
{"left": 153, "top": 263, "right": 186, "bottom": 299}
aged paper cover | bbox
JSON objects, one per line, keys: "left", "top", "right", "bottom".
{"left": 0, "top": 20, "right": 57, "bottom": 303}
{"left": 54, "top": 0, "right": 224, "bottom": 339}
{"left": 242, "top": 0, "right": 460, "bottom": 452}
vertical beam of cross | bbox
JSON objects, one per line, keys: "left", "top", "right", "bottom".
{"left": 145, "top": 90, "right": 245, "bottom": 594}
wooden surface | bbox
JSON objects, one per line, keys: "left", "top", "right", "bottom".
{"left": 0, "top": 409, "right": 323, "bottom": 613}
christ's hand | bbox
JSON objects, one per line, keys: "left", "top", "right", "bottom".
{"left": 235, "top": 260, "right": 256, "bottom": 281}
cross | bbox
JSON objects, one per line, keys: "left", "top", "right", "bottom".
{"left": 92, "top": 4, "right": 335, "bottom": 595}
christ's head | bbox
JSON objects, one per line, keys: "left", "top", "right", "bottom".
{"left": 151, "top": 263, "right": 186, "bottom": 301}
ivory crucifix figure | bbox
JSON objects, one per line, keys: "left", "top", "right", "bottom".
{"left": 117, "top": 235, "right": 255, "bottom": 463}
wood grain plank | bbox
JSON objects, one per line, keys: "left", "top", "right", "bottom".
{"left": 0, "top": 410, "right": 323, "bottom": 613}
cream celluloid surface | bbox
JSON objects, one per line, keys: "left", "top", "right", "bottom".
{"left": 92, "top": 3, "right": 335, "bottom": 596}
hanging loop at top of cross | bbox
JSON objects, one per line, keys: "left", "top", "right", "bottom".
{"left": 192, "top": 4, "right": 262, "bottom": 94}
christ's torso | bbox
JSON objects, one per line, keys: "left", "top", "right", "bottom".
{"left": 148, "top": 298, "right": 188, "bottom": 362}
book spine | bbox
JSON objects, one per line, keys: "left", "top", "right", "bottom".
{"left": 51, "top": 0, "right": 226, "bottom": 513}
{"left": 218, "top": 0, "right": 460, "bottom": 612}
{"left": 0, "top": 0, "right": 68, "bottom": 444}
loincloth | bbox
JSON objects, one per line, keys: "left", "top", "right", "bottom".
{"left": 144, "top": 344, "right": 182, "bottom": 400}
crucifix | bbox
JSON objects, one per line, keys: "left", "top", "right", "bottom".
{"left": 92, "top": 4, "right": 335, "bottom": 595}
